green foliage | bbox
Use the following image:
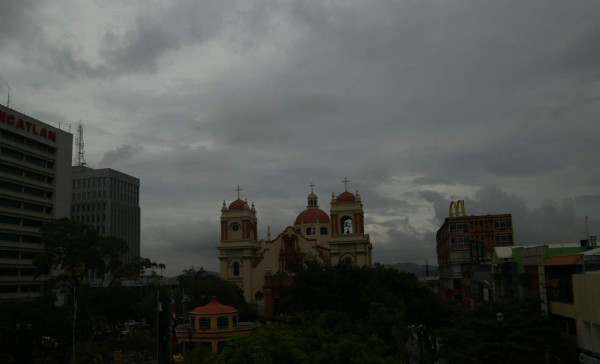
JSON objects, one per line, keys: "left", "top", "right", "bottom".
{"left": 436, "top": 297, "right": 555, "bottom": 363}
{"left": 219, "top": 325, "right": 307, "bottom": 364}
{"left": 185, "top": 345, "right": 218, "bottom": 364}
{"left": 177, "top": 266, "right": 255, "bottom": 320}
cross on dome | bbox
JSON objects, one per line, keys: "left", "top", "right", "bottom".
{"left": 235, "top": 185, "right": 243, "bottom": 199}
{"left": 342, "top": 177, "right": 350, "bottom": 192}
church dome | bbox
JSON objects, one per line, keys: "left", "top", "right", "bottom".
{"left": 336, "top": 191, "right": 356, "bottom": 202}
{"left": 228, "top": 199, "right": 247, "bottom": 210}
{"left": 294, "top": 208, "right": 330, "bottom": 225}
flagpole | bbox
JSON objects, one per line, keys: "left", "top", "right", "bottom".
{"left": 156, "top": 288, "right": 159, "bottom": 364}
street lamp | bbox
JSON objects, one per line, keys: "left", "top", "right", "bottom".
{"left": 496, "top": 312, "right": 504, "bottom": 363}
{"left": 186, "top": 325, "right": 194, "bottom": 355}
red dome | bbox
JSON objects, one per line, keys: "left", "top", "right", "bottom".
{"left": 228, "top": 199, "right": 246, "bottom": 210}
{"left": 336, "top": 191, "right": 356, "bottom": 202}
{"left": 294, "top": 208, "right": 330, "bottom": 225}
{"left": 191, "top": 297, "right": 236, "bottom": 314}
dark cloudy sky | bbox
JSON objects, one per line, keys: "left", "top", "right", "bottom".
{"left": 2, "top": 1, "right": 599, "bottom": 276}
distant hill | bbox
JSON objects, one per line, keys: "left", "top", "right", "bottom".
{"left": 386, "top": 262, "right": 438, "bottom": 277}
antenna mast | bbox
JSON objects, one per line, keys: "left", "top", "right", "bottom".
{"left": 6, "top": 86, "right": 10, "bottom": 108}
{"left": 75, "top": 122, "right": 87, "bottom": 166}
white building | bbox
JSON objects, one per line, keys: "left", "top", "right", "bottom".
{"left": 0, "top": 104, "right": 72, "bottom": 299}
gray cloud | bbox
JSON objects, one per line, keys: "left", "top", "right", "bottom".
{"left": 1, "top": 1, "right": 599, "bottom": 275}
{"left": 99, "top": 144, "right": 143, "bottom": 167}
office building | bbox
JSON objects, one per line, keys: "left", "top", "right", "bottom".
{"left": 436, "top": 200, "right": 513, "bottom": 303}
{"left": 71, "top": 166, "right": 140, "bottom": 264}
{"left": 0, "top": 104, "right": 72, "bottom": 299}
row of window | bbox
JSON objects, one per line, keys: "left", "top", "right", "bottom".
{"left": 192, "top": 316, "right": 237, "bottom": 330}
{"left": 450, "top": 234, "right": 513, "bottom": 247}
{"left": 0, "top": 232, "right": 42, "bottom": 243}
{"left": 1, "top": 146, "right": 54, "bottom": 169}
{"left": 73, "top": 177, "right": 138, "bottom": 194}
{"left": 72, "top": 213, "right": 106, "bottom": 224}
{"left": 0, "top": 215, "right": 45, "bottom": 228}
{"left": 0, "top": 250, "right": 39, "bottom": 259}
{"left": 73, "top": 190, "right": 137, "bottom": 204}
{"left": 0, "top": 180, "right": 53, "bottom": 199}
{"left": 0, "top": 162, "right": 54, "bottom": 184}
{"left": 0, "top": 284, "right": 41, "bottom": 294}
{"left": 0, "top": 197, "right": 52, "bottom": 214}
{"left": 0, "top": 267, "right": 37, "bottom": 276}
{"left": 450, "top": 220, "right": 512, "bottom": 233}
{"left": 1, "top": 129, "right": 56, "bottom": 155}
{"left": 72, "top": 202, "right": 107, "bottom": 213}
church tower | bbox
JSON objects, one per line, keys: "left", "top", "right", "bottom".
{"left": 218, "top": 187, "right": 258, "bottom": 303}
{"left": 329, "top": 179, "right": 372, "bottom": 266}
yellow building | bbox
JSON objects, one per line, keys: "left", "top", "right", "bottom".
{"left": 176, "top": 296, "right": 253, "bottom": 353}
{"left": 218, "top": 184, "right": 373, "bottom": 319}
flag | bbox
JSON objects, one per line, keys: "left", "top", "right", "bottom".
{"left": 171, "top": 293, "right": 178, "bottom": 345}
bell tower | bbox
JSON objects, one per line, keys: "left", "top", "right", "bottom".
{"left": 218, "top": 186, "right": 258, "bottom": 303}
{"left": 329, "top": 178, "right": 372, "bottom": 266}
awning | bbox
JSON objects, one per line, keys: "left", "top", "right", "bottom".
{"left": 543, "top": 254, "right": 582, "bottom": 266}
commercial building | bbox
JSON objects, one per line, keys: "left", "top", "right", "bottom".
{"left": 218, "top": 184, "right": 372, "bottom": 318}
{"left": 0, "top": 104, "right": 72, "bottom": 299}
{"left": 436, "top": 200, "right": 513, "bottom": 303}
{"left": 71, "top": 166, "right": 140, "bottom": 264}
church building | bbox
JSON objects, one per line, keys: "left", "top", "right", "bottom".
{"left": 218, "top": 182, "right": 373, "bottom": 318}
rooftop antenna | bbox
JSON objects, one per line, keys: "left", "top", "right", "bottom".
{"left": 75, "top": 122, "right": 87, "bottom": 166}
{"left": 6, "top": 86, "right": 10, "bottom": 108}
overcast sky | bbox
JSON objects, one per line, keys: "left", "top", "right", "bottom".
{"left": 2, "top": 0, "right": 599, "bottom": 276}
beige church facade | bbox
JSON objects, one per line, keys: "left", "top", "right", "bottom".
{"left": 218, "top": 185, "right": 372, "bottom": 318}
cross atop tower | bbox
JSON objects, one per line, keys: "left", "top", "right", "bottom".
{"left": 342, "top": 177, "right": 350, "bottom": 192}
{"left": 235, "top": 185, "right": 243, "bottom": 199}
{"left": 309, "top": 182, "right": 315, "bottom": 194}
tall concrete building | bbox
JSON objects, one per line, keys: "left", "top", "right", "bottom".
{"left": 436, "top": 200, "right": 513, "bottom": 303}
{"left": 71, "top": 166, "right": 140, "bottom": 264}
{"left": 219, "top": 184, "right": 372, "bottom": 319}
{"left": 0, "top": 104, "right": 72, "bottom": 299}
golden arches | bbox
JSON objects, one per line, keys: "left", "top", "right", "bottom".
{"left": 449, "top": 200, "right": 466, "bottom": 217}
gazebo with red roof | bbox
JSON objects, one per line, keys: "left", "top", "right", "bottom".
{"left": 176, "top": 296, "right": 253, "bottom": 353}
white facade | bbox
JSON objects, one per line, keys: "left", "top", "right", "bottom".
{"left": 0, "top": 104, "right": 72, "bottom": 299}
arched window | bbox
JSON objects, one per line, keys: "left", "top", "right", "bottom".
{"left": 233, "top": 261, "right": 240, "bottom": 276}
{"left": 344, "top": 257, "right": 353, "bottom": 265}
{"left": 306, "top": 227, "right": 313, "bottom": 235}
{"left": 341, "top": 217, "right": 353, "bottom": 234}
{"left": 320, "top": 227, "right": 328, "bottom": 235}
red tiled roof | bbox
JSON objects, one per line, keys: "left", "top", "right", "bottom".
{"left": 228, "top": 199, "right": 246, "bottom": 210}
{"left": 336, "top": 191, "right": 356, "bottom": 202}
{"left": 294, "top": 208, "right": 330, "bottom": 225}
{"left": 191, "top": 297, "right": 236, "bottom": 314}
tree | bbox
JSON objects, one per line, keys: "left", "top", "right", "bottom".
{"left": 219, "top": 325, "right": 307, "bottom": 364}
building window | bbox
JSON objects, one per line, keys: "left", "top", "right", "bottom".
{"left": 494, "top": 220, "right": 511, "bottom": 230}
{"left": 306, "top": 227, "right": 313, "bottom": 235}
{"left": 320, "top": 227, "right": 328, "bottom": 235}
{"left": 199, "top": 317, "right": 210, "bottom": 330}
{"left": 233, "top": 261, "right": 240, "bottom": 276}
{"left": 231, "top": 223, "right": 240, "bottom": 232}
{"left": 217, "top": 316, "right": 228, "bottom": 329}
